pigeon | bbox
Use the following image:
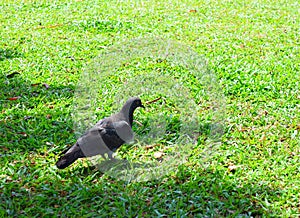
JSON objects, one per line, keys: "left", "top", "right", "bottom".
{"left": 56, "top": 97, "right": 144, "bottom": 169}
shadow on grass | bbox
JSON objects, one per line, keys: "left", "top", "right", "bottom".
{"left": 0, "top": 162, "right": 281, "bottom": 217}
{"left": 166, "top": 166, "right": 274, "bottom": 217}
{"left": 0, "top": 72, "right": 280, "bottom": 217}
{"left": 0, "top": 72, "right": 75, "bottom": 155}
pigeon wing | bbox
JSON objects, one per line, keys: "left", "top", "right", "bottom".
{"left": 78, "top": 120, "right": 133, "bottom": 156}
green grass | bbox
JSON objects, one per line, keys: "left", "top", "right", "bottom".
{"left": 1, "top": 0, "right": 299, "bottom": 217}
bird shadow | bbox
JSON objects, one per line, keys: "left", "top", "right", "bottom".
{"left": 67, "top": 158, "right": 158, "bottom": 179}
{"left": 1, "top": 71, "right": 75, "bottom": 154}
{"left": 96, "top": 158, "right": 156, "bottom": 171}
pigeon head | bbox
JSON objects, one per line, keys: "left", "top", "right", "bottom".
{"left": 122, "top": 97, "right": 144, "bottom": 109}
{"left": 130, "top": 97, "right": 144, "bottom": 109}
{"left": 120, "top": 97, "right": 144, "bottom": 126}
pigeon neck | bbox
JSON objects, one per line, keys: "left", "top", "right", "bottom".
{"left": 121, "top": 102, "right": 137, "bottom": 127}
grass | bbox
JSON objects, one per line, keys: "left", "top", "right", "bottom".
{"left": 1, "top": 0, "right": 299, "bottom": 217}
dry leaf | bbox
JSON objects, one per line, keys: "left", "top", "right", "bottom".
{"left": 31, "top": 83, "right": 40, "bottom": 87}
{"left": 228, "top": 165, "right": 237, "bottom": 172}
{"left": 7, "top": 96, "right": 20, "bottom": 101}
{"left": 154, "top": 151, "right": 164, "bottom": 159}
{"left": 17, "top": 132, "right": 27, "bottom": 137}
{"left": 60, "top": 190, "right": 68, "bottom": 197}
{"left": 2, "top": 146, "right": 9, "bottom": 151}
{"left": 145, "top": 144, "right": 157, "bottom": 149}
{"left": 145, "top": 199, "right": 151, "bottom": 206}
{"left": 34, "top": 24, "right": 63, "bottom": 30}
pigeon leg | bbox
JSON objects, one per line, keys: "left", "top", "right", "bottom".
{"left": 107, "top": 151, "right": 115, "bottom": 160}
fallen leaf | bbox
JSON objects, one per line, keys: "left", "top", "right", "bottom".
{"left": 46, "top": 114, "right": 51, "bottom": 119}
{"left": 29, "top": 187, "right": 36, "bottom": 192}
{"left": 154, "top": 151, "right": 164, "bottom": 159}
{"left": 189, "top": 9, "right": 197, "bottom": 13}
{"left": 34, "top": 24, "right": 63, "bottom": 30}
{"left": 31, "top": 83, "right": 41, "bottom": 87}
{"left": 259, "top": 134, "right": 266, "bottom": 142}
{"left": 17, "top": 132, "right": 27, "bottom": 137}
{"left": 2, "top": 146, "right": 9, "bottom": 151}
{"left": 60, "top": 190, "right": 68, "bottom": 197}
{"left": 228, "top": 165, "right": 237, "bottom": 172}
{"left": 145, "top": 144, "right": 156, "bottom": 149}
{"left": 7, "top": 96, "right": 20, "bottom": 100}
{"left": 145, "top": 199, "right": 151, "bottom": 206}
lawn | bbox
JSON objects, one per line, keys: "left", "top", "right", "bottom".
{"left": 1, "top": 0, "right": 299, "bottom": 217}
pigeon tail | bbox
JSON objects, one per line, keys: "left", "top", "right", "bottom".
{"left": 56, "top": 143, "right": 85, "bottom": 169}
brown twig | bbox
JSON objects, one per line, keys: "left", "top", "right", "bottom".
{"left": 33, "top": 24, "right": 64, "bottom": 30}
{"left": 145, "top": 97, "right": 162, "bottom": 105}
{"left": 133, "top": 120, "right": 143, "bottom": 126}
